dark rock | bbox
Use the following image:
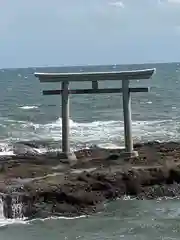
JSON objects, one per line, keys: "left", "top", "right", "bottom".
{"left": 106, "top": 154, "right": 120, "bottom": 160}
{"left": 2, "top": 194, "right": 13, "bottom": 218}
{"left": 133, "top": 143, "right": 143, "bottom": 148}
{"left": 52, "top": 203, "right": 79, "bottom": 215}
{"left": 122, "top": 171, "right": 141, "bottom": 195}
{"left": 2, "top": 141, "right": 180, "bottom": 219}
{"left": 167, "top": 168, "right": 180, "bottom": 184}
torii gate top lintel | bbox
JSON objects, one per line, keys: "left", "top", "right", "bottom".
{"left": 34, "top": 68, "right": 155, "bottom": 82}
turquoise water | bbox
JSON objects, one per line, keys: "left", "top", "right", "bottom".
{"left": 0, "top": 62, "right": 180, "bottom": 239}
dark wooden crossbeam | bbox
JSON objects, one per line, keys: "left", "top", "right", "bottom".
{"left": 43, "top": 87, "right": 149, "bottom": 95}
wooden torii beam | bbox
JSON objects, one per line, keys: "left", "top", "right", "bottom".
{"left": 35, "top": 68, "right": 156, "bottom": 160}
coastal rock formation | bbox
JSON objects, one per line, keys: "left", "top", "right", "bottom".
{"left": 1, "top": 141, "right": 180, "bottom": 219}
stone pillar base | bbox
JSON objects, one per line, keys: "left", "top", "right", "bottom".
{"left": 58, "top": 152, "right": 77, "bottom": 163}
{"left": 119, "top": 150, "right": 139, "bottom": 159}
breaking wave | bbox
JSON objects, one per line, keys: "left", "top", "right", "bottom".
{"left": 19, "top": 106, "right": 38, "bottom": 110}
{"left": 0, "top": 117, "right": 178, "bottom": 155}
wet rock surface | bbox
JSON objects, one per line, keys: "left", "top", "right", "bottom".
{"left": 1, "top": 141, "right": 180, "bottom": 219}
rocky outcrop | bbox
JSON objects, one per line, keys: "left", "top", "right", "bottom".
{"left": 1, "top": 141, "right": 180, "bottom": 219}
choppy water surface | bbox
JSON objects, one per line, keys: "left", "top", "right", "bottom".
{"left": 0, "top": 200, "right": 180, "bottom": 239}
{"left": 0, "top": 63, "right": 180, "bottom": 239}
{"left": 0, "top": 63, "right": 180, "bottom": 153}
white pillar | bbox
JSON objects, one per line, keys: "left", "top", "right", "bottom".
{"left": 61, "top": 81, "right": 70, "bottom": 154}
{"left": 122, "top": 79, "right": 133, "bottom": 153}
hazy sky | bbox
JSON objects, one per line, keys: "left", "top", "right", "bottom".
{"left": 1, "top": 0, "right": 180, "bottom": 68}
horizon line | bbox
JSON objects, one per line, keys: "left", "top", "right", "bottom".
{"left": 0, "top": 61, "right": 179, "bottom": 71}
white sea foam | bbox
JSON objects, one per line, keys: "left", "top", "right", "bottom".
{"left": 0, "top": 151, "right": 14, "bottom": 156}
{"left": 0, "top": 218, "right": 27, "bottom": 227}
{"left": 0, "top": 197, "right": 27, "bottom": 227}
{"left": 0, "top": 143, "right": 15, "bottom": 156}
{"left": 39, "top": 117, "right": 176, "bottom": 145}
{"left": 19, "top": 106, "right": 38, "bottom": 110}
{"left": 28, "top": 214, "right": 87, "bottom": 224}
{"left": 0, "top": 117, "right": 179, "bottom": 155}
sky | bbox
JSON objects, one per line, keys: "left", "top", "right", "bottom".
{"left": 1, "top": 0, "right": 180, "bottom": 68}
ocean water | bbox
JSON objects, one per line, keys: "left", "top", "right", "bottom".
{"left": 0, "top": 62, "right": 180, "bottom": 239}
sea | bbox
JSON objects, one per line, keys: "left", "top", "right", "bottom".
{"left": 0, "top": 62, "right": 180, "bottom": 239}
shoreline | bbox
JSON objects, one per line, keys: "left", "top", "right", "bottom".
{"left": 1, "top": 141, "right": 180, "bottom": 219}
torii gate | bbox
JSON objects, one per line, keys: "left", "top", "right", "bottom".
{"left": 35, "top": 67, "right": 155, "bottom": 160}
